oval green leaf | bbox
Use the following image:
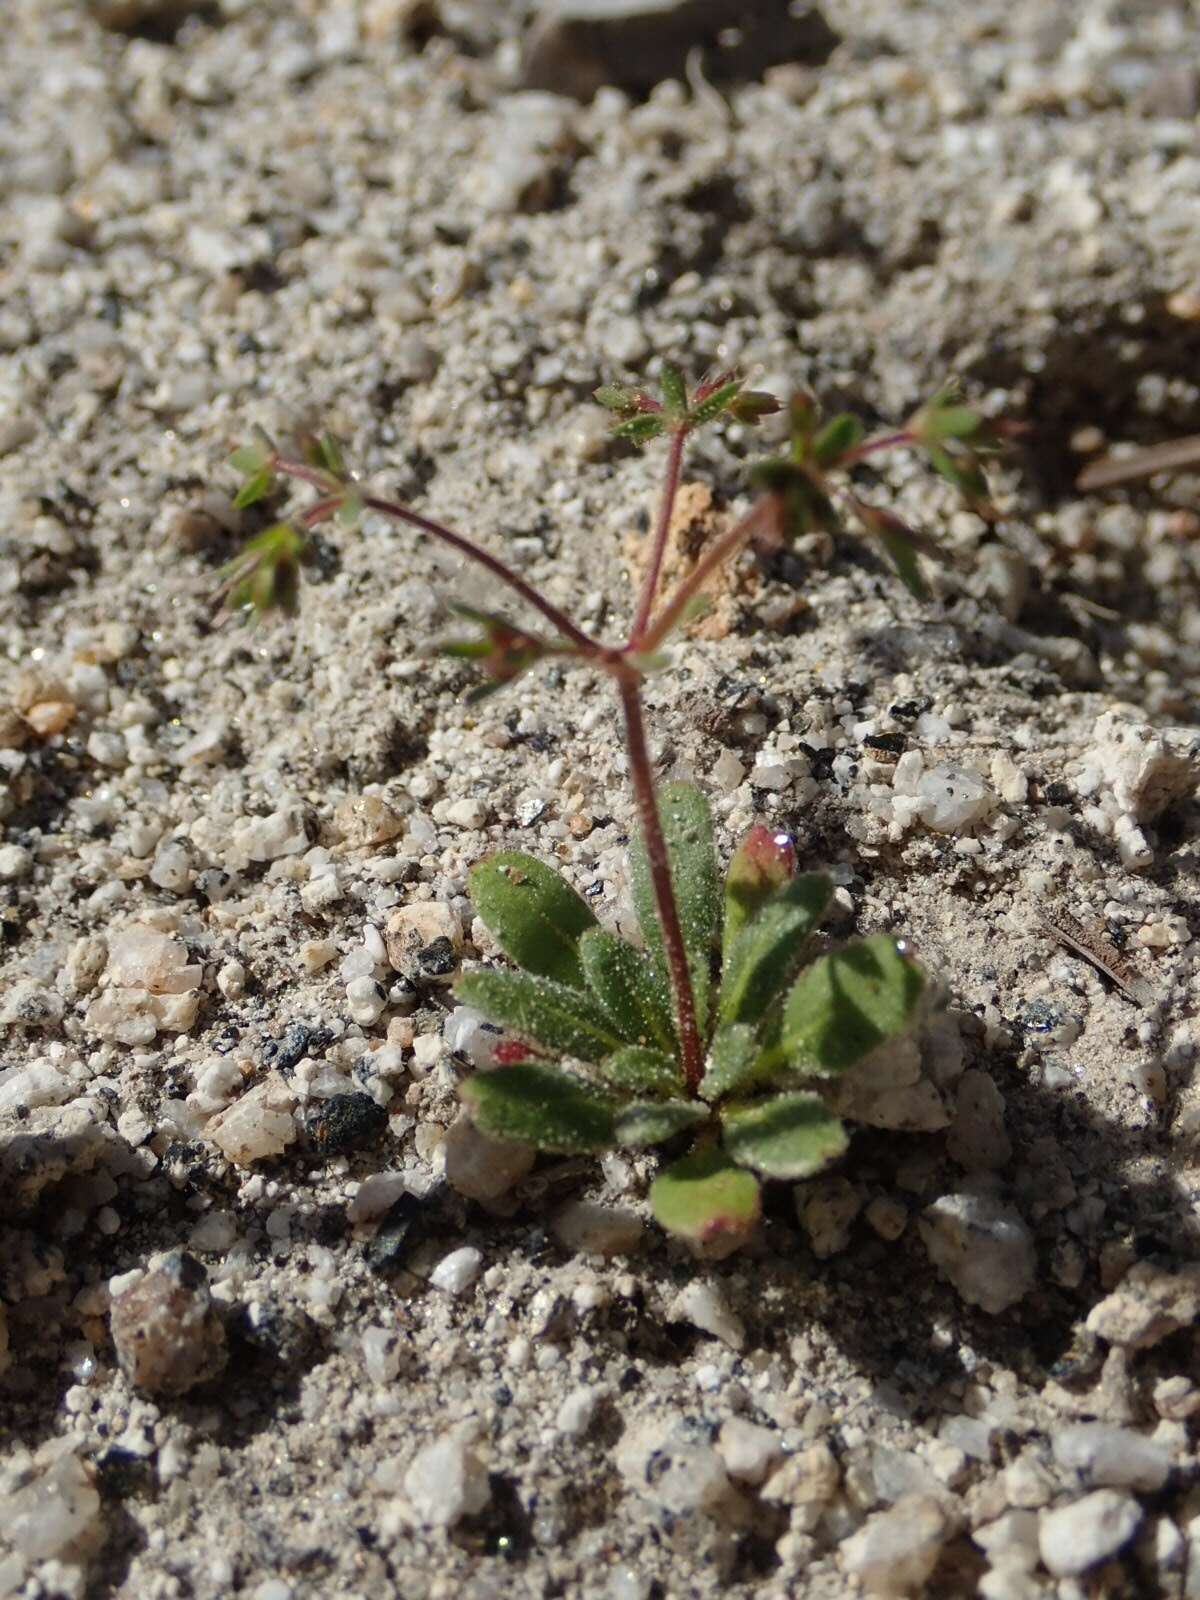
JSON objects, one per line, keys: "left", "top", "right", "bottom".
{"left": 719, "top": 874, "right": 832, "bottom": 1029}
{"left": 469, "top": 852, "right": 598, "bottom": 989}
{"left": 649, "top": 1148, "right": 761, "bottom": 1247}
{"left": 597, "top": 1045, "right": 685, "bottom": 1096}
{"left": 462, "top": 1064, "right": 615, "bottom": 1153}
{"left": 698, "top": 1022, "right": 759, "bottom": 1103}
{"left": 628, "top": 781, "right": 719, "bottom": 1034}
{"left": 721, "top": 1092, "right": 848, "bottom": 1179}
{"left": 614, "top": 1099, "right": 709, "bottom": 1149}
{"left": 580, "top": 928, "right": 677, "bottom": 1054}
{"left": 776, "top": 934, "right": 925, "bottom": 1076}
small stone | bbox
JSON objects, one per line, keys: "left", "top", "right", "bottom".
{"left": 0, "top": 843, "right": 33, "bottom": 880}
{"left": 1086, "top": 1262, "right": 1200, "bottom": 1350}
{"left": 429, "top": 1246, "right": 483, "bottom": 1295}
{"left": 916, "top": 765, "right": 996, "bottom": 834}
{"left": 1038, "top": 1490, "right": 1142, "bottom": 1578}
{"left": 946, "top": 1070, "right": 1012, "bottom": 1171}
{"left": 307, "top": 1093, "right": 387, "bottom": 1155}
{"left": 24, "top": 699, "right": 75, "bottom": 737}
{"left": 300, "top": 872, "right": 343, "bottom": 915}
{"left": 349, "top": 1172, "right": 411, "bottom": 1224}
{"left": 556, "top": 1384, "right": 604, "bottom": 1437}
{"left": 149, "top": 840, "right": 192, "bottom": 893}
{"left": 233, "top": 806, "right": 309, "bottom": 863}
{"left": 208, "top": 1073, "right": 298, "bottom": 1166}
{"left": 1052, "top": 1424, "right": 1171, "bottom": 1492}
{"left": 1153, "top": 1376, "right": 1200, "bottom": 1421}
{"left": 345, "top": 975, "right": 387, "bottom": 1025}
{"left": 445, "top": 797, "right": 488, "bottom": 830}
{"left": 761, "top": 1443, "right": 840, "bottom": 1526}
{"left": 617, "top": 1421, "right": 737, "bottom": 1516}
{"left": 840, "top": 1494, "right": 953, "bottom": 1596}
{"left": 717, "top": 1418, "right": 783, "bottom": 1485}
{"left": 335, "top": 793, "right": 405, "bottom": 847}
{"left": 443, "top": 1113, "right": 536, "bottom": 1203}
{"left": 386, "top": 902, "right": 462, "bottom": 972}
{"left": 796, "top": 1176, "right": 862, "bottom": 1258}
{"left": 403, "top": 1430, "right": 490, "bottom": 1527}
{"left": 0, "top": 708, "right": 29, "bottom": 749}
{"left": 919, "top": 1190, "right": 1036, "bottom": 1314}
{"left": 443, "top": 1006, "right": 503, "bottom": 1069}
{"left": 668, "top": 1279, "right": 744, "bottom": 1349}
{"left": 6, "top": 1451, "right": 103, "bottom": 1561}
{"left": 109, "top": 1251, "right": 227, "bottom": 1397}
{"left": 361, "top": 1326, "right": 404, "bottom": 1385}
{"left": 105, "top": 925, "right": 201, "bottom": 994}
{"left": 216, "top": 961, "right": 246, "bottom": 1000}
{"left": 865, "top": 1194, "right": 908, "bottom": 1241}
{"left": 550, "top": 1199, "right": 643, "bottom": 1256}
{"left": 1086, "top": 713, "right": 1200, "bottom": 824}
{"left": 299, "top": 939, "right": 337, "bottom": 975}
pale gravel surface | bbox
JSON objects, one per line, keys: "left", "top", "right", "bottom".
{"left": 2, "top": 1, "right": 1200, "bottom": 1597}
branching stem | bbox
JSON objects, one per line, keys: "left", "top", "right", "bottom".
{"left": 617, "top": 673, "right": 704, "bottom": 1093}
{"left": 274, "top": 458, "right": 599, "bottom": 654}
{"left": 628, "top": 425, "right": 687, "bottom": 648}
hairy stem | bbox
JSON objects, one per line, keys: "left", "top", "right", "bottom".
{"left": 617, "top": 673, "right": 704, "bottom": 1093}
{"left": 638, "top": 494, "right": 777, "bottom": 654}
{"left": 628, "top": 426, "right": 687, "bottom": 648}
{"left": 273, "top": 459, "right": 598, "bottom": 653}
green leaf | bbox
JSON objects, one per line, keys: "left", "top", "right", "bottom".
{"left": 614, "top": 414, "right": 667, "bottom": 445}
{"left": 658, "top": 362, "right": 689, "bottom": 418}
{"left": 877, "top": 522, "right": 929, "bottom": 600}
{"left": 722, "top": 824, "right": 797, "bottom": 966}
{"left": 217, "top": 522, "right": 308, "bottom": 617}
{"left": 597, "top": 1045, "right": 685, "bottom": 1096}
{"left": 462, "top": 1063, "right": 615, "bottom": 1153}
{"left": 468, "top": 852, "right": 598, "bottom": 989}
{"left": 721, "top": 1093, "right": 848, "bottom": 1179}
{"left": 318, "top": 433, "right": 346, "bottom": 478}
{"left": 628, "top": 782, "right": 719, "bottom": 1033}
{"left": 456, "top": 969, "right": 624, "bottom": 1063}
{"left": 812, "top": 413, "right": 865, "bottom": 467}
{"left": 232, "top": 469, "right": 275, "bottom": 510}
{"left": 336, "top": 490, "right": 363, "bottom": 527}
{"left": 699, "top": 1022, "right": 760, "bottom": 1102}
{"left": 925, "top": 443, "right": 991, "bottom": 509}
{"left": 229, "top": 442, "right": 271, "bottom": 475}
{"left": 614, "top": 1099, "right": 709, "bottom": 1149}
{"left": 728, "top": 389, "right": 782, "bottom": 424}
{"left": 687, "top": 379, "right": 744, "bottom": 429}
{"left": 787, "top": 391, "right": 820, "bottom": 455}
{"left": 719, "top": 874, "right": 833, "bottom": 1028}
{"left": 594, "top": 384, "right": 650, "bottom": 415}
{"left": 649, "top": 1147, "right": 761, "bottom": 1247}
{"left": 580, "top": 929, "right": 677, "bottom": 1055}
{"left": 773, "top": 934, "right": 926, "bottom": 1076}
{"left": 928, "top": 404, "right": 982, "bottom": 440}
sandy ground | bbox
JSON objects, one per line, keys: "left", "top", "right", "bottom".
{"left": 2, "top": 1, "right": 1200, "bottom": 1596}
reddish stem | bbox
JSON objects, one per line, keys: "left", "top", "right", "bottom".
{"left": 628, "top": 426, "right": 687, "bottom": 648}
{"left": 838, "top": 429, "right": 914, "bottom": 468}
{"left": 617, "top": 673, "right": 704, "bottom": 1094}
{"left": 273, "top": 458, "right": 599, "bottom": 654}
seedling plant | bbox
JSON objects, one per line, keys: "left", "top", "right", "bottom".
{"left": 226, "top": 368, "right": 1006, "bottom": 1249}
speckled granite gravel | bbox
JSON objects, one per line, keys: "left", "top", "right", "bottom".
{"left": 2, "top": 2, "right": 1200, "bottom": 1597}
